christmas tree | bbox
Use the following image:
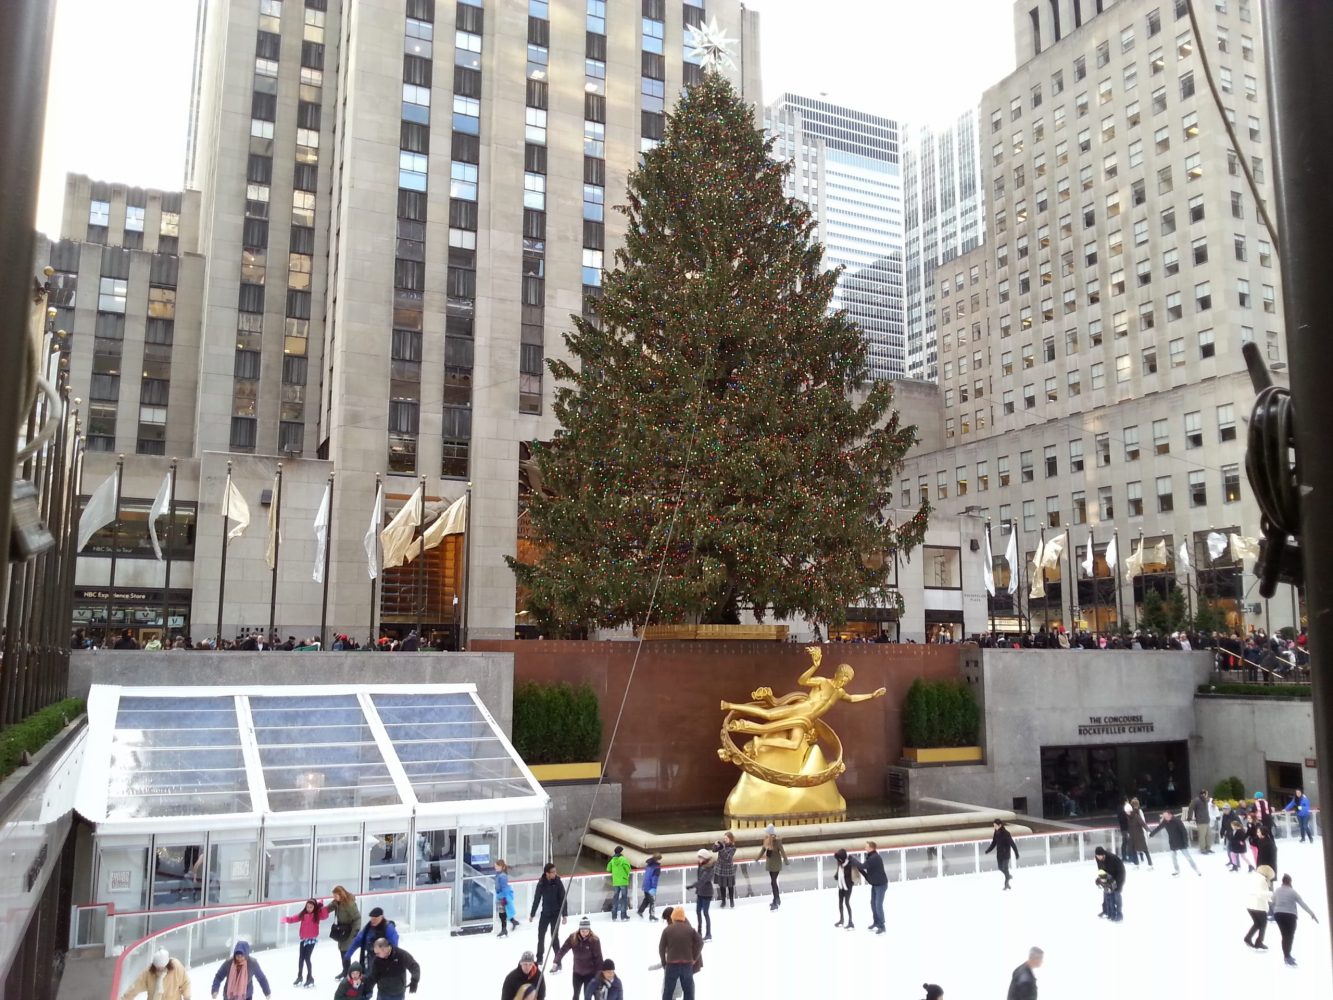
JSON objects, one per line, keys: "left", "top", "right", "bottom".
{"left": 508, "top": 73, "right": 928, "bottom": 632}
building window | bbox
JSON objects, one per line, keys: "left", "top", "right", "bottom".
{"left": 1095, "top": 432, "right": 1111, "bottom": 467}
{"left": 1153, "top": 417, "right": 1170, "bottom": 454}
{"left": 98, "top": 276, "right": 128, "bottom": 313}
{"left": 1045, "top": 445, "right": 1058, "bottom": 478}
{"left": 1195, "top": 281, "right": 1212, "bottom": 311}
{"left": 1067, "top": 369, "right": 1082, "bottom": 397}
{"left": 1046, "top": 496, "right": 1061, "bottom": 529}
{"left": 1198, "top": 329, "right": 1216, "bottom": 358}
{"left": 1124, "top": 425, "right": 1140, "bottom": 461}
{"left": 1189, "top": 470, "right": 1207, "bottom": 508}
{"left": 1099, "top": 486, "right": 1114, "bottom": 520}
{"left": 1069, "top": 439, "right": 1084, "bottom": 472}
{"left": 1184, "top": 410, "right": 1203, "bottom": 448}
{"left": 1157, "top": 475, "right": 1174, "bottom": 512}
{"left": 1217, "top": 403, "right": 1237, "bottom": 441}
{"left": 1090, "top": 362, "right": 1105, "bottom": 390}
{"left": 1127, "top": 480, "right": 1143, "bottom": 517}
{"left": 1223, "top": 464, "right": 1242, "bottom": 503}
{"left": 1021, "top": 451, "right": 1034, "bottom": 483}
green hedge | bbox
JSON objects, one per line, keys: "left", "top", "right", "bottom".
{"left": 0, "top": 698, "right": 85, "bottom": 782}
{"left": 512, "top": 682, "right": 602, "bottom": 764}
{"left": 903, "top": 678, "right": 980, "bottom": 748}
{"left": 1212, "top": 776, "right": 1246, "bottom": 800}
{"left": 1198, "top": 683, "right": 1311, "bottom": 699}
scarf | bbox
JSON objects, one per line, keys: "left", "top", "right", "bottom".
{"left": 225, "top": 959, "right": 248, "bottom": 1000}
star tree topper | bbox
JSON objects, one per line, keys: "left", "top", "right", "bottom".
{"left": 685, "top": 16, "right": 737, "bottom": 71}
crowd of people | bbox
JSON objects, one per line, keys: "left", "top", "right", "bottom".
{"left": 72, "top": 627, "right": 443, "bottom": 653}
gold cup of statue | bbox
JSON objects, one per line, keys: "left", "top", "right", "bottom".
{"left": 718, "top": 647, "right": 885, "bottom": 826}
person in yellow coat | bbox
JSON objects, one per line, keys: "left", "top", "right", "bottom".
{"left": 120, "top": 948, "right": 192, "bottom": 1000}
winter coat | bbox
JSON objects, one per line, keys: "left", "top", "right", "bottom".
{"left": 1096, "top": 852, "right": 1126, "bottom": 890}
{"left": 1115, "top": 805, "right": 1130, "bottom": 833}
{"left": 641, "top": 859, "right": 662, "bottom": 895}
{"left": 711, "top": 842, "right": 737, "bottom": 877}
{"left": 501, "top": 962, "right": 546, "bottom": 1000}
{"left": 1189, "top": 795, "right": 1211, "bottom": 825}
{"left": 853, "top": 850, "right": 888, "bottom": 886}
{"left": 282, "top": 901, "right": 329, "bottom": 939}
{"left": 331, "top": 976, "right": 369, "bottom": 1000}
{"left": 1271, "top": 885, "right": 1317, "bottom": 918}
{"left": 1284, "top": 794, "right": 1312, "bottom": 818}
{"left": 687, "top": 860, "right": 715, "bottom": 899}
{"left": 1245, "top": 870, "right": 1274, "bottom": 912}
{"left": 986, "top": 828, "right": 1019, "bottom": 863}
{"left": 329, "top": 897, "right": 361, "bottom": 944}
{"left": 343, "top": 918, "right": 399, "bottom": 962}
{"left": 758, "top": 836, "right": 788, "bottom": 873}
{"left": 583, "top": 974, "right": 624, "bottom": 1000}
{"left": 120, "top": 958, "right": 192, "bottom": 1000}
{"left": 658, "top": 921, "right": 704, "bottom": 967}
{"left": 210, "top": 942, "right": 271, "bottom": 1000}
{"left": 364, "top": 945, "right": 420, "bottom": 997}
{"left": 553, "top": 931, "right": 603, "bottom": 977}
{"left": 833, "top": 852, "right": 855, "bottom": 890}
{"left": 1255, "top": 835, "right": 1277, "bottom": 870}
{"left": 1226, "top": 826, "right": 1249, "bottom": 853}
{"left": 607, "top": 854, "right": 631, "bottom": 887}
{"left": 1128, "top": 811, "right": 1150, "bottom": 852}
{"left": 1006, "top": 963, "right": 1038, "bottom": 1000}
{"left": 1149, "top": 816, "right": 1190, "bottom": 851}
{"left": 495, "top": 871, "right": 514, "bottom": 902}
{"left": 530, "top": 874, "right": 569, "bottom": 918}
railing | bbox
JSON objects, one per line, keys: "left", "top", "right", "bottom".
{"left": 100, "top": 812, "right": 1322, "bottom": 1000}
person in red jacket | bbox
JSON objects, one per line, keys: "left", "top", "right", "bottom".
{"left": 281, "top": 897, "right": 329, "bottom": 987}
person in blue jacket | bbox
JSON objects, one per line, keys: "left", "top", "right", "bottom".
{"left": 636, "top": 854, "right": 663, "bottom": 921}
{"left": 343, "top": 908, "right": 399, "bottom": 970}
{"left": 210, "top": 941, "right": 271, "bottom": 1000}
{"left": 495, "top": 859, "right": 520, "bottom": 937}
{"left": 1284, "top": 788, "right": 1314, "bottom": 843}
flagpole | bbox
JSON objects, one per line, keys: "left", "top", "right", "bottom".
{"left": 416, "top": 475, "right": 426, "bottom": 637}
{"left": 1038, "top": 526, "right": 1047, "bottom": 632}
{"left": 319, "top": 472, "right": 334, "bottom": 649}
{"left": 370, "top": 474, "right": 381, "bottom": 646}
{"left": 106, "top": 455, "right": 124, "bottom": 642}
{"left": 1089, "top": 527, "right": 1099, "bottom": 634}
{"left": 1182, "top": 541, "right": 1193, "bottom": 627}
{"left": 162, "top": 459, "right": 176, "bottom": 640}
{"left": 269, "top": 463, "right": 283, "bottom": 637}
{"left": 1136, "top": 529, "right": 1145, "bottom": 630}
{"left": 460, "top": 479, "right": 473, "bottom": 651}
{"left": 1064, "top": 523, "right": 1076, "bottom": 633}
{"left": 1113, "top": 529, "right": 1124, "bottom": 632}
{"left": 216, "top": 460, "right": 232, "bottom": 648}
{"left": 985, "top": 519, "right": 994, "bottom": 633}
{"left": 1012, "top": 518, "right": 1025, "bottom": 633}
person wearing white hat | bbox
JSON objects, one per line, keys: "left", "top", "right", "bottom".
{"left": 686, "top": 848, "right": 716, "bottom": 940}
{"left": 120, "top": 947, "right": 192, "bottom": 1000}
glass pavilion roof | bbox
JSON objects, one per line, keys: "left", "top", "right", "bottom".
{"left": 77, "top": 685, "right": 546, "bottom": 831}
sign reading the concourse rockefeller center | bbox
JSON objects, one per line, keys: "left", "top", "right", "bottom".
{"left": 1077, "top": 715, "right": 1156, "bottom": 737}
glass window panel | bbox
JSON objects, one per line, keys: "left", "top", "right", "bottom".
{"left": 265, "top": 829, "right": 314, "bottom": 902}
{"left": 315, "top": 824, "right": 365, "bottom": 895}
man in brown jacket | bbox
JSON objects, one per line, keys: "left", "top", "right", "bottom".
{"left": 657, "top": 908, "right": 702, "bottom": 1000}
{"left": 120, "top": 948, "right": 192, "bottom": 1000}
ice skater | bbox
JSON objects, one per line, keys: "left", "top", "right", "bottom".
{"left": 501, "top": 951, "right": 546, "bottom": 1000}
{"left": 711, "top": 832, "right": 737, "bottom": 907}
{"left": 1093, "top": 846, "right": 1125, "bottom": 921}
{"left": 1005, "top": 947, "right": 1042, "bottom": 1000}
{"left": 607, "top": 846, "right": 632, "bottom": 921}
{"left": 1148, "top": 809, "right": 1200, "bottom": 876}
{"left": 280, "top": 897, "right": 329, "bottom": 987}
{"left": 529, "top": 863, "right": 569, "bottom": 963}
{"left": 1271, "top": 873, "right": 1320, "bottom": 966}
{"left": 658, "top": 907, "right": 703, "bottom": 1000}
{"left": 849, "top": 840, "right": 888, "bottom": 933}
{"left": 1190, "top": 789, "right": 1215, "bottom": 853}
{"left": 585, "top": 959, "right": 622, "bottom": 1000}
{"left": 551, "top": 916, "right": 603, "bottom": 1000}
{"left": 1226, "top": 819, "right": 1250, "bottom": 871}
{"left": 1126, "top": 798, "right": 1153, "bottom": 869}
{"left": 832, "top": 848, "right": 856, "bottom": 928}
{"left": 756, "top": 823, "right": 788, "bottom": 909}
{"left": 1283, "top": 788, "right": 1314, "bottom": 843}
{"left": 496, "top": 859, "right": 520, "bottom": 937}
{"left": 985, "top": 819, "right": 1020, "bottom": 889}
{"left": 921, "top": 985, "right": 944, "bottom": 1000}
{"left": 686, "top": 848, "right": 715, "bottom": 940}
{"left": 1251, "top": 822, "right": 1277, "bottom": 873}
{"left": 1243, "top": 864, "right": 1276, "bottom": 950}
{"left": 637, "top": 854, "right": 663, "bottom": 920}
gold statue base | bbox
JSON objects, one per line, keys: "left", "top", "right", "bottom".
{"left": 722, "top": 743, "right": 848, "bottom": 827}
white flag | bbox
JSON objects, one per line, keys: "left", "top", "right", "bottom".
{"left": 1105, "top": 534, "right": 1118, "bottom": 572}
{"left": 364, "top": 482, "right": 384, "bottom": 580}
{"left": 1178, "top": 540, "right": 1191, "bottom": 571}
{"left": 77, "top": 472, "right": 118, "bottom": 552}
{"left": 147, "top": 473, "right": 171, "bottom": 561}
{"left": 1207, "top": 531, "right": 1228, "bottom": 562}
{"left": 1081, "top": 532, "right": 1095, "bottom": 577}
{"left": 1028, "top": 539, "right": 1047, "bottom": 598}
{"left": 1149, "top": 538, "right": 1168, "bottom": 569}
{"left": 380, "top": 484, "right": 424, "bottom": 570}
{"left": 417, "top": 492, "right": 468, "bottom": 558}
{"left": 312, "top": 481, "right": 331, "bottom": 583}
{"left": 265, "top": 473, "right": 282, "bottom": 571}
{"left": 1003, "top": 529, "right": 1018, "bottom": 595}
{"left": 1124, "top": 544, "right": 1144, "bottom": 578}
{"left": 983, "top": 528, "right": 996, "bottom": 597}
{"left": 1039, "top": 532, "right": 1066, "bottom": 569}
{"left": 1229, "top": 533, "right": 1260, "bottom": 562}
{"left": 222, "top": 475, "right": 251, "bottom": 540}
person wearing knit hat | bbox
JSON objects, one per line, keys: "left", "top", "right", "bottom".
{"left": 502, "top": 952, "right": 546, "bottom": 1000}
{"left": 585, "top": 958, "right": 623, "bottom": 1000}
{"left": 757, "top": 824, "right": 789, "bottom": 910}
{"left": 119, "top": 948, "right": 192, "bottom": 1000}
{"left": 922, "top": 985, "right": 944, "bottom": 1000}
{"left": 658, "top": 906, "right": 703, "bottom": 1000}
{"left": 687, "top": 847, "right": 716, "bottom": 940}
{"left": 333, "top": 963, "right": 368, "bottom": 1000}
{"left": 552, "top": 914, "right": 602, "bottom": 1000}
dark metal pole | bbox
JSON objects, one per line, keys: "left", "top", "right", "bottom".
{"left": 1089, "top": 527, "right": 1099, "bottom": 634}
{"left": 216, "top": 461, "right": 232, "bottom": 647}
{"left": 1064, "top": 523, "right": 1076, "bottom": 633}
{"left": 162, "top": 460, "right": 177, "bottom": 640}
{"left": 1011, "top": 519, "right": 1025, "bottom": 633}
{"left": 1113, "top": 529, "right": 1124, "bottom": 633}
{"left": 985, "top": 519, "right": 994, "bottom": 633}
{"left": 370, "top": 475, "right": 381, "bottom": 646}
{"left": 415, "top": 476, "right": 426, "bottom": 637}
{"left": 1038, "top": 526, "right": 1047, "bottom": 632}
{"left": 106, "top": 456, "right": 124, "bottom": 643}
{"left": 269, "top": 464, "right": 283, "bottom": 636}
{"left": 319, "top": 473, "right": 334, "bottom": 648}
{"left": 460, "top": 480, "right": 473, "bottom": 650}
{"left": 1265, "top": 0, "right": 1333, "bottom": 918}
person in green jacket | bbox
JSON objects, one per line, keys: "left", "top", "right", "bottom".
{"left": 607, "top": 846, "right": 632, "bottom": 920}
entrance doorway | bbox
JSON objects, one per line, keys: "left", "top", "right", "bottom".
{"left": 1265, "top": 760, "right": 1303, "bottom": 806}
{"left": 1039, "top": 740, "right": 1190, "bottom": 818}
{"left": 457, "top": 829, "right": 499, "bottom": 930}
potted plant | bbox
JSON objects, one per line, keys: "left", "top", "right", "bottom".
{"left": 512, "top": 681, "right": 604, "bottom": 782}
{"left": 901, "top": 678, "right": 983, "bottom": 764}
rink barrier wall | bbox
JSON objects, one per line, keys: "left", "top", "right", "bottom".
{"left": 95, "top": 811, "right": 1321, "bottom": 1000}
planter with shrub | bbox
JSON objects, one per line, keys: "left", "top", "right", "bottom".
{"left": 512, "top": 682, "right": 603, "bottom": 781}
{"left": 901, "top": 678, "right": 982, "bottom": 764}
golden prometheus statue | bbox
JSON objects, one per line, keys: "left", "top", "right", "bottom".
{"left": 718, "top": 647, "right": 886, "bottom": 825}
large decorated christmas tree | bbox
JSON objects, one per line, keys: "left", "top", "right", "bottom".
{"left": 508, "top": 72, "right": 928, "bottom": 632}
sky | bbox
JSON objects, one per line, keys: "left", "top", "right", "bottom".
{"left": 36, "top": 0, "right": 1017, "bottom": 234}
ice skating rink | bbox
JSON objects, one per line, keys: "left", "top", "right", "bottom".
{"left": 182, "top": 840, "right": 1330, "bottom": 999}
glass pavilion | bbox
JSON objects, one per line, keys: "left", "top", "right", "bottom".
{"left": 75, "top": 684, "right": 549, "bottom": 928}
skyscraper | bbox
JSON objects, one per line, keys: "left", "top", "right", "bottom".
{"left": 765, "top": 94, "right": 905, "bottom": 381}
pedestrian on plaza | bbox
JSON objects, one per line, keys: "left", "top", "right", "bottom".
{"left": 849, "top": 840, "right": 888, "bottom": 933}
{"left": 120, "top": 948, "right": 191, "bottom": 1000}
{"left": 756, "top": 823, "right": 788, "bottom": 910}
{"left": 552, "top": 916, "right": 603, "bottom": 1000}
{"left": 1190, "top": 789, "right": 1214, "bottom": 853}
{"left": 281, "top": 897, "right": 329, "bottom": 987}
{"left": 1093, "top": 847, "right": 1126, "bottom": 921}
{"left": 1127, "top": 798, "right": 1153, "bottom": 868}
{"left": 607, "top": 846, "right": 632, "bottom": 921}
{"left": 658, "top": 907, "right": 703, "bottom": 1000}
{"left": 529, "top": 862, "right": 569, "bottom": 963}
{"left": 832, "top": 848, "right": 856, "bottom": 928}
{"left": 710, "top": 832, "right": 737, "bottom": 908}
{"left": 636, "top": 854, "right": 663, "bottom": 920}
{"left": 495, "top": 859, "right": 520, "bottom": 937}
{"left": 331, "top": 964, "right": 367, "bottom": 1000}
{"left": 209, "top": 941, "right": 271, "bottom": 1000}
{"left": 1148, "top": 810, "right": 1201, "bottom": 877}
{"left": 362, "top": 937, "right": 418, "bottom": 1000}
{"left": 343, "top": 908, "right": 398, "bottom": 972}
{"left": 1283, "top": 788, "right": 1314, "bottom": 843}
{"left": 1271, "top": 873, "right": 1320, "bottom": 966}
{"left": 1116, "top": 798, "right": 1133, "bottom": 861}
{"left": 328, "top": 886, "right": 360, "bottom": 980}
{"left": 985, "top": 819, "right": 1020, "bottom": 890}
{"left": 1243, "top": 864, "right": 1276, "bottom": 950}
{"left": 686, "top": 848, "right": 715, "bottom": 940}
{"left": 583, "top": 960, "right": 622, "bottom": 1000}
{"left": 502, "top": 951, "right": 546, "bottom": 1000}
{"left": 1226, "top": 819, "right": 1250, "bottom": 871}
{"left": 1006, "top": 947, "right": 1043, "bottom": 1000}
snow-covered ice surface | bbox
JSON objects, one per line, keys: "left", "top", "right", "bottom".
{"left": 187, "top": 841, "right": 1331, "bottom": 999}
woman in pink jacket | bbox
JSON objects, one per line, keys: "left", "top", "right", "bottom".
{"left": 282, "top": 897, "right": 329, "bottom": 987}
